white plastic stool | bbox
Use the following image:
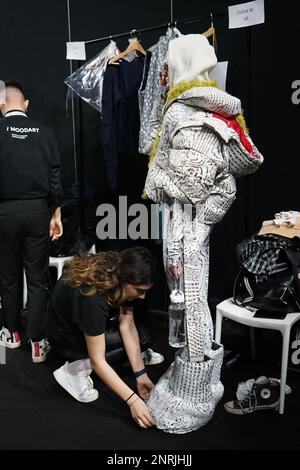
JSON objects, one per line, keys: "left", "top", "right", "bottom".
{"left": 89, "top": 244, "right": 96, "bottom": 255}
{"left": 49, "top": 243, "right": 96, "bottom": 281}
{"left": 49, "top": 255, "right": 72, "bottom": 281}
{"left": 23, "top": 244, "right": 96, "bottom": 306}
{"left": 215, "top": 298, "right": 300, "bottom": 414}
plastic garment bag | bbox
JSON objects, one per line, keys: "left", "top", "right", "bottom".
{"left": 64, "top": 41, "right": 119, "bottom": 113}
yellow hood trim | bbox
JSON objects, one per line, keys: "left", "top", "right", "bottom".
{"left": 167, "top": 79, "right": 221, "bottom": 104}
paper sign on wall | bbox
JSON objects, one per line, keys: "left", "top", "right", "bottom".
{"left": 0, "top": 80, "right": 5, "bottom": 104}
{"left": 66, "top": 42, "right": 86, "bottom": 60}
{"left": 228, "top": 0, "right": 265, "bottom": 29}
{"left": 210, "top": 62, "right": 228, "bottom": 92}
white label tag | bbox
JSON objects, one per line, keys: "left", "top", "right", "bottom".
{"left": 210, "top": 61, "right": 228, "bottom": 91}
{"left": 66, "top": 41, "right": 86, "bottom": 60}
{"left": 0, "top": 80, "right": 5, "bottom": 104}
{"left": 228, "top": 0, "right": 265, "bottom": 29}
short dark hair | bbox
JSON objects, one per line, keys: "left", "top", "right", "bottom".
{"left": 4, "top": 80, "right": 26, "bottom": 99}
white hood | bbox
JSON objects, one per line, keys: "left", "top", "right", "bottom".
{"left": 167, "top": 34, "right": 217, "bottom": 86}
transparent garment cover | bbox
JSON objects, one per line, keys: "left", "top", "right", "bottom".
{"left": 64, "top": 40, "right": 119, "bottom": 113}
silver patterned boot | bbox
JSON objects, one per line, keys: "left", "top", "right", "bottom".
{"left": 146, "top": 348, "right": 216, "bottom": 434}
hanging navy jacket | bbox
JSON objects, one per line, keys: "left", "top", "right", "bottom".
{"left": 100, "top": 59, "right": 144, "bottom": 190}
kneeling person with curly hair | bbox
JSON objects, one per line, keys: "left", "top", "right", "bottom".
{"left": 46, "top": 247, "right": 156, "bottom": 429}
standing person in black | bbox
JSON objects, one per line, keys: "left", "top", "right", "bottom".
{"left": 0, "top": 80, "right": 63, "bottom": 362}
{"left": 47, "top": 247, "right": 156, "bottom": 429}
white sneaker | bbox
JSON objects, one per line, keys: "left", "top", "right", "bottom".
{"left": 53, "top": 362, "right": 99, "bottom": 403}
{"left": 31, "top": 339, "right": 51, "bottom": 363}
{"left": 0, "top": 327, "right": 21, "bottom": 349}
{"left": 142, "top": 348, "right": 164, "bottom": 365}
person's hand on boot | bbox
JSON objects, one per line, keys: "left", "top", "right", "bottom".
{"left": 136, "top": 373, "right": 155, "bottom": 399}
{"left": 127, "top": 394, "right": 156, "bottom": 429}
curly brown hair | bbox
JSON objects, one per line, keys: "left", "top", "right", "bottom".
{"left": 64, "top": 247, "right": 153, "bottom": 306}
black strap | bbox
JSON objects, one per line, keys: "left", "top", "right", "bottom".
{"left": 133, "top": 368, "right": 146, "bottom": 378}
{"left": 125, "top": 392, "right": 135, "bottom": 403}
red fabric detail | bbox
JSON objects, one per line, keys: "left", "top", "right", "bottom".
{"left": 13, "top": 331, "right": 20, "bottom": 342}
{"left": 34, "top": 342, "right": 40, "bottom": 357}
{"left": 212, "top": 113, "right": 257, "bottom": 157}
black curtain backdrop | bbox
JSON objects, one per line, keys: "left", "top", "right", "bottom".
{"left": 0, "top": 0, "right": 299, "bottom": 311}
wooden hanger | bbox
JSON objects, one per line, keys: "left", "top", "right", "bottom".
{"left": 202, "top": 13, "right": 217, "bottom": 52}
{"left": 109, "top": 38, "right": 146, "bottom": 64}
{"left": 202, "top": 26, "right": 215, "bottom": 39}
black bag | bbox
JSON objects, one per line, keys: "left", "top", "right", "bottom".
{"left": 50, "top": 227, "right": 87, "bottom": 257}
{"left": 233, "top": 235, "right": 300, "bottom": 315}
{"left": 234, "top": 266, "right": 300, "bottom": 313}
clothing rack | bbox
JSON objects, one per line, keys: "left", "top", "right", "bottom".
{"left": 84, "top": 10, "right": 226, "bottom": 45}
{"left": 66, "top": 4, "right": 228, "bottom": 214}
{"left": 66, "top": 4, "right": 227, "bottom": 186}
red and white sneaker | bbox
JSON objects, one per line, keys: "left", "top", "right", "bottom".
{"left": 0, "top": 327, "right": 21, "bottom": 349}
{"left": 31, "top": 339, "right": 51, "bottom": 363}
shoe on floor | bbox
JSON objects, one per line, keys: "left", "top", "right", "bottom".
{"left": 53, "top": 361, "right": 99, "bottom": 403}
{"left": 31, "top": 339, "right": 51, "bottom": 363}
{"left": 142, "top": 348, "right": 164, "bottom": 365}
{"left": 0, "top": 327, "right": 21, "bottom": 349}
{"left": 224, "top": 376, "right": 280, "bottom": 415}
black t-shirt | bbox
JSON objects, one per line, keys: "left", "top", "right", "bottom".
{"left": 47, "top": 274, "right": 111, "bottom": 349}
{"left": 46, "top": 274, "right": 141, "bottom": 347}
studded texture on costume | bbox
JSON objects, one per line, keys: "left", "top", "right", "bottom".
{"left": 138, "top": 28, "right": 181, "bottom": 155}
{"left": 146, "top": 348, "right": 215, "bottom": 434}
